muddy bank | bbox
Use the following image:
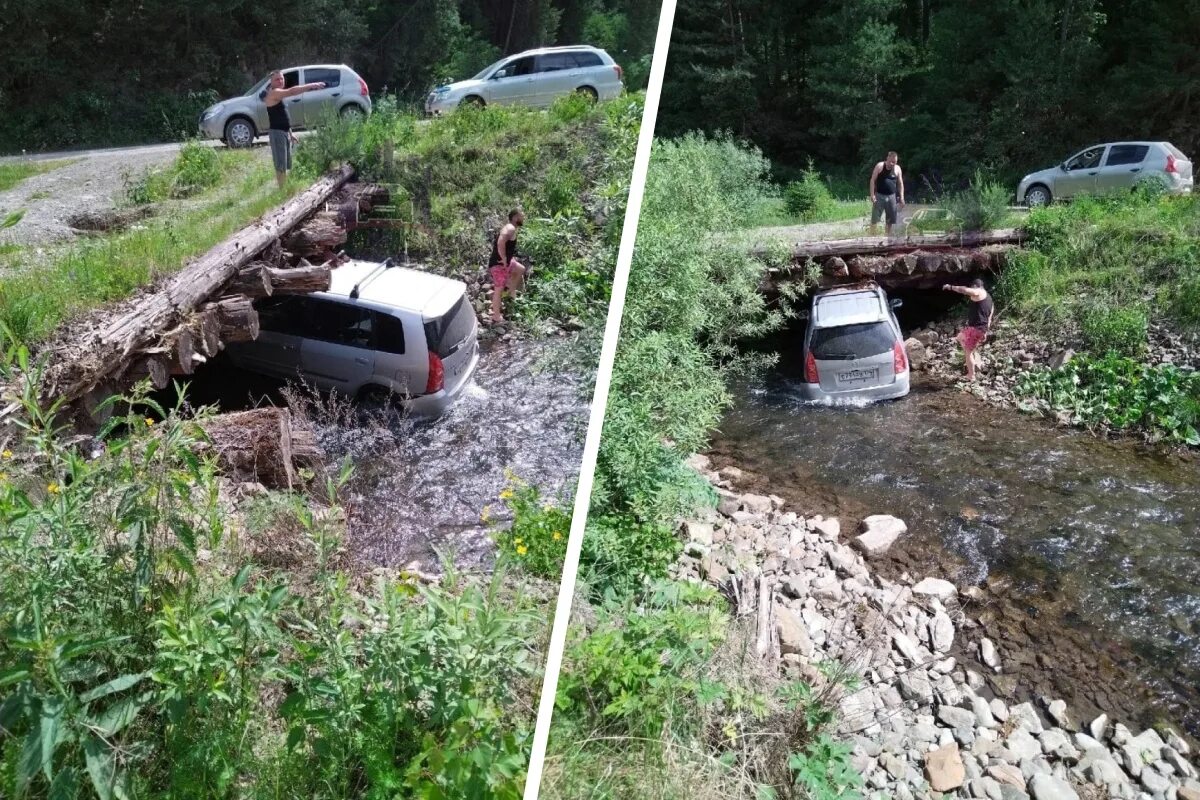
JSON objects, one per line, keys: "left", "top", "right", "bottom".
{"left": 706, "top": 375, "right": 1200, "bottom": 740}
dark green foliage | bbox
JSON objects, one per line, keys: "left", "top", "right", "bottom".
{"left": 783, "top": 160, "right": 835, "bottom": 220}
{"left": 1080, "top": 303, "right": 1148, "bottom": 356}
{"left": 1017, "top": 352, "right": 1200, "bottom": 445}
{"left": 943, "top": 170, "right": 1011, "bottom": 231}
{"left": 0, "top": 0, "right": 656, "bottom": 154}
{"left": 658, "top": 0, "right": 1200, "bottom": 189}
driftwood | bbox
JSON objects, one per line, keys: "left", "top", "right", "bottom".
{"left": 33, "top": 165, "right": 355, "bottom": 406}
{"left": 200, "top": 407, "right": 324, "bottom": 490}
{"left": 758, "top": 228, "right": 1025, "bottom": 260}
{"left": 204, "top": 296, "right": 259, "bottom": 342}
{"left": 283, "top": 211, "right": 347, "bottom": 258}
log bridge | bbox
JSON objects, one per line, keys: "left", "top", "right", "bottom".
{"left": 3, "top": 165, "right": 393, "bottom": 426}
{"left": 757, "top": 228, "right": 1027, "bottom": 292}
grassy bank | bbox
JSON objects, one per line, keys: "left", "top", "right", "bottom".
{"left": 0, "top": 159, "right": 76, "bottom": 192}
{"left": 542, "top": 134, "right": 853, "bottom": 799}
{"left": 0, "top": 145, "right": 282, "bottom": 344}
{"left": 296, "top": 95, "right": 641, "bottom": 339}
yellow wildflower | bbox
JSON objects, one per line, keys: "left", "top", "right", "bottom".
{"left": 1, "top": 449, "right": 12, "bottom": 459}
{"left": 499, "top": 488, "right": 514, "bottom": 500}
{"left": 47, "top": 482, "right": 60, "bottom": 495}
{"left": 516, "top": 545, "right": 528, "bottom": 556}
{"left": 145, "top": 418, "right": 155, "bottom": 427}
{"left": 0, "top": 472, "right": 7, "bottom": 482}
{"left": 481, "top": 504, "right": 492, "bottom": 522}
{"left": 553, "top": 531, "right": 563, "bottom": 541}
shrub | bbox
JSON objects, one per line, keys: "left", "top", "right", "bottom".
{"left": 491, "top": 472, "right": 571, "bottom": 579}
{"left": 126, "top": 140, "right": 225, "bottom": 203}
{"left": 788, "top": 735, "right": 864, "bottom": 799}
{"left": 579, "top": 515, "right": 682, "bottom": 598}
{"left": 1079, "top": 302, "right": 1148, "bottom": 356}
{"left": 784, "top": 160, "right": 835, "bottom": 220}
{"left": 944, "top": 169, "right": 1010, "bottom": 231}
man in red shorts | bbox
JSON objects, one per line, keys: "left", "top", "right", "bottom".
{"left": 943, "top": 278, "right": 994, "bottom": 381}
{"left": 488, "top": 209, "right": 527, "bottom": 323}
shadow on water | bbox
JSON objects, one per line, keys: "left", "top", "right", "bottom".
{"left": 167, "top": 337, "right": 588, "bottom": 573}
{"left": 714, "top": 317, "right": 1200, "bottom": 736}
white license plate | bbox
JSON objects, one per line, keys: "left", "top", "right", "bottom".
{"left": 836, "top": 367, "right": 879, "bottom": 385}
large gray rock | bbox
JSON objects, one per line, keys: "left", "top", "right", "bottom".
{"left": 741, "top": 493, "right": 773, "bottom": 514}
{"left": 971, "top": 694, "right": 998, "bottom": 729}
{"left": 1139, "top": 767, "right": 1171, "bottom": 794}
{"left": 1083, "top": 758, "right": 1128, "bottom": 789}
{"left": 777, "top": 606, "right": 814, "bottom": 657}
{"left": 683, "top": 520, "right": 714, "bottom": 546}
{"left": 813, "top": 517, "right": 841, "bottom": 541}
{"left": 929, "top": 609, "right": 956, "bottom": 653}
{"left": 905, "top": 337, "right": 928, "bottom": 370}
{"left": 1038, "top": 728, "right": 1078, "bottom": 761}
{"left": 1027, "top": 773, "right": 1078, "bottom": 800}
{"left": 892, "top": 631, "right": 923, "bottom": 665}
{"left": 1163, "top": 745, "right": 1198, "bottom": 779}
{"left": 1010, "top": 702, "right": 1045, "bottom": 734}
{"left": 987, "top": 763, "right": 1026, "bottom": 790}
{"left": 898, "top": 671, "right": 934, "bottom": 703}
{"left": 1089, "top": 713, "right": 1109, "bottom": 741}
{"left": 854, "top": 515, "right": 907, "bottom": 555}
{"left": 1044, "top": 699, "right": 1070, "bottom": 729}
{"left": 980, "top": 637, "right": 1001, "bottom": 671}
{"left": 913, "top": 577, "right": 958, "bottom": 601}
{"left": 1006, "top": 728, "right": 1042, "bottom": 761}
{"left": 937, "top": 704, "right": 977, "bottom": 731}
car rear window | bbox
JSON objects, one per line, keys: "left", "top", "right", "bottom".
{"left": 810, "top": 322, "right": 895, "bottom": 360}
{"left": 1165, "top": 143, "right": 1187, "bottom": 159}
{"left": 538, "top": 52, "right": 580, "bottom": 72}
{"left": 305, "top": 67, "right": 341, "bottom": 87}
{"left": 423, "top": 295, "right": 475, "bottom": 357}
{"left": 375, "top": 312, "right": 405, "bottom": 355}
{"left": 1106, "top": 144, "right": 1149, "bottom": 166}
{"left": 572, "top": 51, "right": 603, "bottom": 67}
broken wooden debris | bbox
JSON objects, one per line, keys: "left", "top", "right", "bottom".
{"left": 200, "top": 407, "right": 325, "bottom": 491}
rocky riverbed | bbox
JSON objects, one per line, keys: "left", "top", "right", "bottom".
{"left": 675, "top": 454, "right": 1200, "bottom": 799}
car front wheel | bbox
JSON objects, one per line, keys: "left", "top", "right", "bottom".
{"left": 224, "top": 118, "right": 256, "bottom": 148}
{"left": 1024, "top": 184, "right": 1052, "bottom": 207}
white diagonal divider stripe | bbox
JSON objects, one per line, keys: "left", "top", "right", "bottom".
{"left": 520, "top": 2, "right": 679, "bottom": 797}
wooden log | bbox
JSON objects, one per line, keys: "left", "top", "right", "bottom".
{"left": 170, "top": 329, "right": 195, "bottom": 375}
{"left": 226, "top": 263, "right": 275, "bottom": 298}
{"left": 760, "top": 227, "right": 1025, "bottom": 260}
{"left": 33, "top": 165, "right": 355, "bottom": 405}
{"left": 204, "top": 295, "right": 260, "bottom": 342}
{"left": 126, "top": 354, "right": 172, "bottom": 390}
{"left": 200, "top": 407, "right": 295, "bottom": 490}
{"left": 194, "top": 309, "right": 222, "bottom": 357}
{"left": 283, "top": 211, "right": 347, "bottom": 255}
{"left": 826, "top": 256, "right": 849, "bottom": 278}
{"left": 892, "top": 252, "right": 919, "bottom": 275}
{"left": 266, "top": 261, "right": 332, "bottom": 294}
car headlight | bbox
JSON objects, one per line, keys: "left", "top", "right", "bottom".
{"left": 201, "top": 104, "right": 225, "bottom": 121}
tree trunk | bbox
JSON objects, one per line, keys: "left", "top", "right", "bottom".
{"left": 267, "top": 261, "right": 332, "bottom": 294}
{"left": 204, "top": 295, "right": 260, "bottom": 342}
{"left": 761, "top": 228, "right": 1025, "bottom": 260}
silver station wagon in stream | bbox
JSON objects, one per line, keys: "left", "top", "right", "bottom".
{"left": 198, "top": 64, "right": 372, "bottom": 148}
{"left": 1017, "top": 141, "right": 1193, "bottom": 206}
{"left": 424, "top": 45, "right": 624, "bottom": 114}
{"left": 225, "top": 260, "right": 479, "bottom": 416}
{"left": 798, "top": 284, "right": 910, "bottom": 403}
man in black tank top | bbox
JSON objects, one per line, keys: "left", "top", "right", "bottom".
{"left": 488, "top": 209, "right": 527, "bottom": 323}
{"left": 944, "top": 278, "right": 994, "bottom": 381}
{"left": 260, "top": 70, "right": 327, "bottom": 189}
{"left": 869, "top": 151, "right": 906, "bottom": 236}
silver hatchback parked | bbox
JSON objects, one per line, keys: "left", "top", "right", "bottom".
{"left": 198, "top": 64, "right": 372, "bottom": 148}
{"left": 225, "top": 260, "right": 479, "bottom": 416}
{"left": 1017, "top": 141, "right": 1193, "bottom": 206}
{"left": 424, "top": 45, "right": 624, "bottom": 114}
{"left": 798, "top": 284, "right": 910, "bottom": 403}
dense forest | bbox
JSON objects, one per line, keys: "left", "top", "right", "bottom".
{"left": 658, "top": 0, "right": 1200, "bottom": 190}
{"left": 0, "top": 0, "right": 658, "bottom": 152}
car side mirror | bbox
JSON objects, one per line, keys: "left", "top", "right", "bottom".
{"left": 890, "top": 298, "right": 903, "bottom": 309}
{"left": 492, "top": 69, "right": 508, "bottom": 80}
{"left": 1060, "top": 162, "right": 1069, "bottom": 171}
{"left": 795, "top": 309, "right": 811, "bottom": 321}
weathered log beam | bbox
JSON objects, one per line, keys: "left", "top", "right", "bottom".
{"left": 226, "top": 263, "right": 275, "bottom": 298}
{"left": 757, "top": 228, "right": 1025, "bottom": 260}
{"left": 267, "top": 261, "right": 332, "bottom": 294}
{"left": 34, "top": 164, "right": 355, "bottom": 405}
{"left": 204, "top": 295, "right": 260, "bottom": 343}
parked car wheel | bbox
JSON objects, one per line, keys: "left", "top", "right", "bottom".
{"left": 339, "top": 104, "right": 366, "bottom": 120}
{"left": 575, "top": 85, "right": 599, "bottom": 102}
{"left": 224, "top": 117, "right": 256, "bottom": 148}
{"left": 461, "top": 95, "right": 485, "bottom": 109}
{"left": 1133, "top": 174, "right": 1170, "bottom": 198}
{"left": 358, "top": 384, "right": 397, "bottom": 409}
{"left": 1025, "top": 184, "right": 1052, "bottom": 207}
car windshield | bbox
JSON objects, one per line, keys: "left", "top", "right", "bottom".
{"left": 244, "top": 76, "right": 269, "bottom": 97}
{"left": 470, "top": 58, "right": 507, "bottom": 81}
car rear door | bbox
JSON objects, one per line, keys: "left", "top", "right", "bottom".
{"left": 424, "top": 291, "right": 479, "bottom": 395}
{"left": 533, "top": 52, "right": 582, "bottom": 105}
{"left": 1096, "top": 144, "right": 1150, "bottom": 193}
{"left": 810, "top": 322, "right": 897, "bottom": 393}
{"left": 299, "top": 67, "right": 344, "bottom": 126}
{"left": 298, "top": 297, "right": 377, "bottom": 393}
{"left": 231, "top": 296, "right": 305, "bottom": 378}
{"left": 486, "top": 55, "right": 538, "bottom": 106}
{"left": 1057, "top": 145, "right": 1106, "bottom": 198}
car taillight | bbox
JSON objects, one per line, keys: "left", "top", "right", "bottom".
{"left": 358, "top": 76, "right": 369, "bottom": 97}
{"left": 614, "top": 64, "right": 624, "bottom": 81}
{"left": 893, "top": 341, "right": 908, "bottom": 373}
{"left": 1166, "top": 154, "right": 1177, "bottom": 174}
{"left": 804, "top": 351, "right": 819, "bottom": 383}
{"left": 426, "top": 352, "right": 444, "bottom": 394}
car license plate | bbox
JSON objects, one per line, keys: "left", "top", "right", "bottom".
{"left": 837, "top": 367, "right": 878, "bottom": 385}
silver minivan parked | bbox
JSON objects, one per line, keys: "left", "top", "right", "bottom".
{"left": 1017, "top": 141, "right": 1193, "bottom": 206}
{"left": 225, "top": 260, "right": 479, "bottom": 416}
{"left": 798, "top": 284, "right": 910, "bottom": 403}
{"left": 424, "top": 45, "right": 623, "bottom": 114}
{"left": 198, "top": 64, "right": 373, "bottom": 148}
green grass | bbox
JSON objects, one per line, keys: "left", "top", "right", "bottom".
{"left": 0, "top": 158, "right": 76, "bottom": 191}
{"left": 744, "top": 196, "right": 870, "bottom": 229}
{"left": 0, "top": 151, "right": 294, "bottom": 344}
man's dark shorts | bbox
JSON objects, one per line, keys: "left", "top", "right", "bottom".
{"left": 268, "top": 130, "right": 292, "bottom": 173}
{"left": 871, "top": 194, "right": 898, "bottom": 225}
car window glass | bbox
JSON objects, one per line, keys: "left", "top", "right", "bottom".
{"left": 375, "top": 312, "right": 406, "bottom": 355}
{"left": 282, "top": 70, "right": 300, "bottom": 89}
{"left": 255, "top": 296, "right": 309, "bottom": 337}
{"left": 305, "top": 299, "right": 374, "bottom": 348}
{"left": 1066, "top": 148, "right": 1103, "bottom": 170}
{"left": 304, "top": 67, "right": 341, "bottom": 87}
{"left": 810, "top": 322, "right": 894, "bottom": 360}
{"left": 504, "top": 57, "right": 536, "bottom": 77}
{"left": 573, "top": 51, "right": 603, "bottom": 67}
{"left": 538, "top": 53, "right": 579, "bottom": 72}
{"left": 1105, "top": 144, "right": 1149, "bottom": 166}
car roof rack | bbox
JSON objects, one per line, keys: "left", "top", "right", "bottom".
{"left": 349, "top": 257, "right": 395, "bottom": 300}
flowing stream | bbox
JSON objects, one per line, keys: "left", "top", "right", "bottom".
{"left": 710, "top": 363, "right": 1200, "bottom": 736}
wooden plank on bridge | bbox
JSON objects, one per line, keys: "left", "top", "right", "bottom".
{"left": 756, "top": 228, "right": 1026, "bottom": 260}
